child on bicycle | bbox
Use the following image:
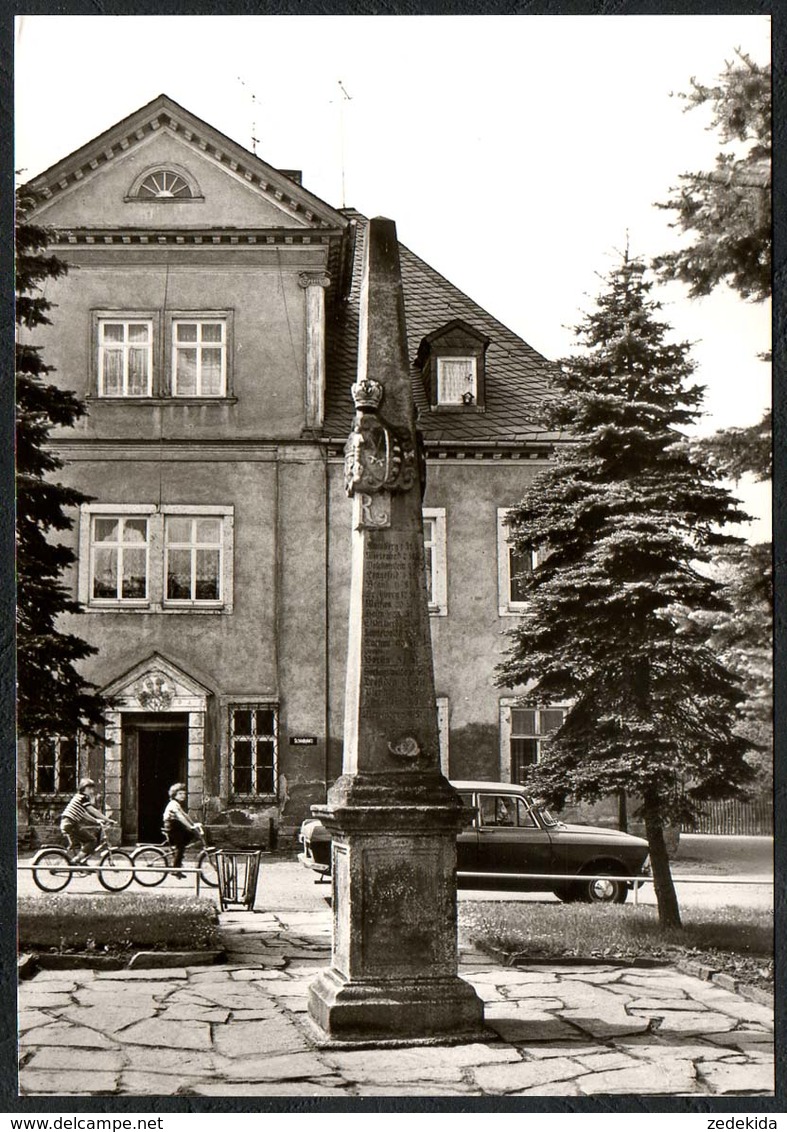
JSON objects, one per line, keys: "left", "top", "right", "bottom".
{"left": 163, "top": 783, "right": 204, "bottom": 877}
{"left": 60, "top": 778, "right": 114, "bottom": 864}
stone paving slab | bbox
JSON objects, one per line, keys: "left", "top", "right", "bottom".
{"left": 17, "top": 908, "right": 774, "bottom": 1099}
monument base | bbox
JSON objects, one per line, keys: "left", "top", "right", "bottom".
{"left": 308, "top": 966, "right": 485, "bottom": 1042}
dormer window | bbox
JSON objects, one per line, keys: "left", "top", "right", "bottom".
{"left": 415, "top": 320, "right": 489, "bottom": 411}
{"left": 127, "top": 166, "right": 201, "bottom": 202}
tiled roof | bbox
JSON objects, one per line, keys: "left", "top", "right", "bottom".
{"left": 323, "top": 213, "right": 560, "bottom": 444}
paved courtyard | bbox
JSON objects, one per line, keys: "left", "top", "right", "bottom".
{"left": 18, "top": 908, "right": 773, "bottom": 1098}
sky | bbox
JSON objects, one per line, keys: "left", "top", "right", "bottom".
{"left": 14, "top": 14, "right": 772, "bottom": 536}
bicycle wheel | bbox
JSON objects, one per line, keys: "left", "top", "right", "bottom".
{"left": 31, "top": 848, "right": 72, "bottom": 893}
{"left": 98, "top": 849, "right": 134, "bottom": 892}
{"left": 198, "top": 848, "right": 219, "bottom": 887}
{"left": 132, "top": 845, "right": 168, "bottom": 887}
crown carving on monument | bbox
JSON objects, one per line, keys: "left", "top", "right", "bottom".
{"left": 351, "top": 379, "right": 384, "bottom": 411}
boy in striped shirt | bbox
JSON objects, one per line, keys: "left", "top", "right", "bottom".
{"left": 60, "top": 778, "right": 114, "bottom": 863}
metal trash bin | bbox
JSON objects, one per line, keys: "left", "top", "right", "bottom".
{"left": 215, "top": 850, "right": 261, "bottom": 912}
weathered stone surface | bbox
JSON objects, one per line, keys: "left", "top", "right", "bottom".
{"left": 560, "top": 1011, "right": 650, "bottom": 1039}
{"left": 212, "top": 1018, "right": 307, "bottom": 1059}
{"left": 119, "top": 1047, "right": 219, "bottom": 1075}
{"left": 574, "top": 1051, "right": 642, "bottom": 1072}
{"left": 94, "top": 970, "right": 187, "bottom": 981}
{"left": 189, "top": 1081, "right": 350, "bottom": 1096}
{"left": 698, "top": 1061, "right": 774, "bottom": 1094}
{"left": 615, "top": 1039, "right": 739, "bottom": 1062}
{"left": 468, "top": 969, "right": 559, "bottom": 986}
{"left": 18, "top": 993, "right": 73, "bottom": 1008}
{"left": 216, "top": 1051, "right": 334, "bottom": 1081}
{"left": 129, "top": 951, "right": 222, "bottom": 969}
{"left": 485, "top": 996, "right": 566, "bottom": 1013}
{"left": 628, "top": 999, "right": 709, "bottom": 1011}
{"left": 117, "top": 1019, "right": 213, "bottom": 1050}
{"left": 116, "top": 1073, "right": 194, "bottom": 1096}
{"left": 324, "top": 1042, "right": 520, "bottom": 1085}
{"left": 576, "top": 1060, "right": 698, "bottom": 1095}
{"left": 706, "top": 1030, "right": 775, "bottom": 1050}
{"left": 515, "top": 1043, "right": 601, "bottom": 1060}
{"left": 18, "top": 1009, "right": 53, "bottom": 1031}
{"left": 696, "top": 997, "right": 774, "bottom": 1026}
{"left": 473, "top": 1056, "right": 582, "bottom": 1093}
{"left": 512, "top": 1081, "right": 583, "bottom": 1096}
{"left": 20, "top": 1070, "right": 119, "bottom": 1095}
{"left": 24, "top": 1047, "right": 125, "bottom": 1072}
{"left": 487, "top": 1017, "right": 586, "bottom": 1043}
{"left": 58, "top": 1006, "right": 157, "bottom": 1033}
{"left": 157, "top": 1005, "right": 231, "bottom": 1023}
{"left": 653, "top": 1012, "right": 737, "bottom": 1035}
{"left": 19, "top": 1023, "right": 120, "bottom": 1049}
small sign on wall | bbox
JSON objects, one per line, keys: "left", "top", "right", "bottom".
{"left": 289, "top": 736, "right": 318, "bottom": 746}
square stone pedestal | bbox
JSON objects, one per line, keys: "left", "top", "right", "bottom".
{"left": 307, "top": 822, "right": 485, "bottom": 1042}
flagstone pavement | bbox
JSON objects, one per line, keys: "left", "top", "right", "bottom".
{"left": 18, "top": 909, "right": 773, "bottom": 1098}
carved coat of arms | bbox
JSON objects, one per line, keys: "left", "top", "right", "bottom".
{"left": 137, "top": 672, "right": 174, "bottom": 711}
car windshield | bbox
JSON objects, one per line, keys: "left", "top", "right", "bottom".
{"left": 534, "top": 802, "right": 559, "bottom": 827}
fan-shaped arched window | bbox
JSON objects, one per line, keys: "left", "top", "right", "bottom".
{"left": 136, "top": 169, "right": 193, "bottom": 199}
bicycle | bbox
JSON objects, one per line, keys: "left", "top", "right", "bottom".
{"left": 131, "top": 828, "right": 219, "bottom": 888}
{"left": 30, "top": 820, "right": 134, "bottom": 894}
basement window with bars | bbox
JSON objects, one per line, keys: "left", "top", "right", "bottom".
{"left": 230, "top": 706, "right": 278, "bottom": 798}
{"left": 32, "top": 736, "right": 78, "bottom": 796}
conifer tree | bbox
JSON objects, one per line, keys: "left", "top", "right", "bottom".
{"left": 653, "top": 50, "right": 771, "bottom": 303}
{"left": 16, "top": 189, "right": 106, "bottom": 741}
{"left": 497, "top": 253, "right": 755, "bottom": 928}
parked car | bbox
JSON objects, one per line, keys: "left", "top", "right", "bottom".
{"left": 298, "top": 780, "right": 650, "bottom": 904}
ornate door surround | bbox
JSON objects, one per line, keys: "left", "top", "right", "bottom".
{"left": 100, "top": 654, "right": 211, "bottom": 827}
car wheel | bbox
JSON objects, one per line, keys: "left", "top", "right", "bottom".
{"left": 579, "top": 864, "right": 628, "bottom": 904}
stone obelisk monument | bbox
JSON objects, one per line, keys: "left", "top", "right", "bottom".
{"left": 308, "top": 218, "right": 485, "bottom": 1041}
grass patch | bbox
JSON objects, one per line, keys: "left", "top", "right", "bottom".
{"left": 459, "top": 902, "right": 773, "bottom": 992}
{"left": 18, "top": 892, "right": 221, "bottom": 954}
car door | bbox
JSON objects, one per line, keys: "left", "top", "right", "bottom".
{"left": 476, "top": 792, "right": 553, "bottom": 885}
{"left": 455, "top": 791, "right": 480, "bottom": 876}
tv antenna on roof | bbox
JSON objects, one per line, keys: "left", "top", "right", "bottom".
{"left": 332, "top": 80, "right": 352, "bottom": 208}
{"left": 237, "top": 76, "right": 260, "bottom": 155}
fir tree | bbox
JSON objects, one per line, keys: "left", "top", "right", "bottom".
{"left": 653, "top": 50, "right": 771, "bottom": 303}
{"left": 497, "top": 253, "right": 755, "bottom": 929}
{"left": 16, "top": 189, "right": 106, "bottom": 741}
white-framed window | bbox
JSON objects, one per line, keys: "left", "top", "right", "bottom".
{"left": 137, "top": 170, "right": 193, "bottom": 199}
{"left": 90, "top": 512, "right": 152, "bottom": 603}
{"left": 499, "top": 699, "right": 566, "bottom": 784}
{"left": 172, "top": 319, "right": 227, "bottom": 397}
{"left": 230, "top": 704, "right": 278, "bottom": 798}
{"left": 98, "top": 319, "right": 153, "bottom": 397}
{"left": 497, "top": 507, "right": 538, "bottom": 615}
{"left": 436, "top": 357, "right": 477, "bottom": 405}
{"left": 127, "top": 165, "right": 202, "bottom": 202}
{"left": 79, "top": 503, "right": 234, "bottom": 613}
{"left": 165, "top": 515, "right": 223, "bottom": 604}
{"left": 31, "top": 735, "right": 78, "bottom": 796}
{"left": 436, "top": 696, "right": 449, "bottom": 776}
{"left": 423, "top": 508, "right": 448, "bottom": 615}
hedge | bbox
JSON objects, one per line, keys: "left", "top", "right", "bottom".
{"left": 18, "top": 893, "right": 221, "bottom": 952}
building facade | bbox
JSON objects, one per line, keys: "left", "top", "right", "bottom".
{"left": 18, "top": 95, "right": 571, "bottom": 848}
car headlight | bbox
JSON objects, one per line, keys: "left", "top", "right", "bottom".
{"left": 641, "top": 856, "right": 651, "bottom": 876}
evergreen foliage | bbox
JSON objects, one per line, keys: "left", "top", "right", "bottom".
{"left": 497, "top": 253, "right": 755, "bottom": 928}
{"left": 653, "top": 50, "right": 771, "bottom": 303}
{"left": 16, "top": 190, "right": 106, "bottom": 741}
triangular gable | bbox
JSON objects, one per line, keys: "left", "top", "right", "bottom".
{"left": 26, "top": 93, "right": 348, "bottom": 234}
{"left": 102, "top": 652, "right": 212, "bottom": 710}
